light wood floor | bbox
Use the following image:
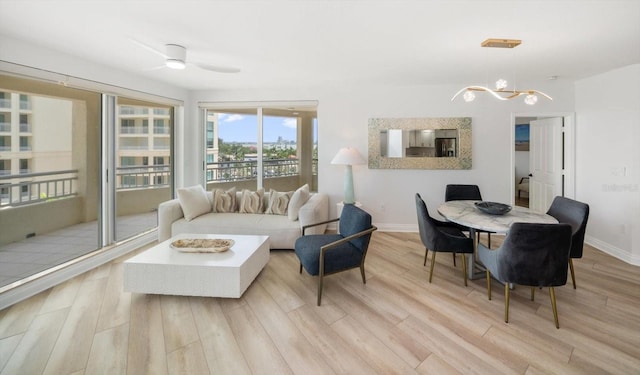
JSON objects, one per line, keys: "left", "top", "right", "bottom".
{"left": 0, "top": 232, "right": 638, "bottom": 374}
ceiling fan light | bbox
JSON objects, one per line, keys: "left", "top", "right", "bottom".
{"left": 166, "top": 59, "right": 186, "bottom": 70}
{"left": 524, "top": 94, "right": 538, "bottom": 105}
{"left": 463, "top": 90, "right": 476, "bottom": 102}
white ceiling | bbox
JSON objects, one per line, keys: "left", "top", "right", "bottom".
{"left": 1, "top": 0, "right": 639, "bottom": 91}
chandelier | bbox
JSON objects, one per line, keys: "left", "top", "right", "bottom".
{"left": 451, "top": 39, "right": 552, "bottom": 105}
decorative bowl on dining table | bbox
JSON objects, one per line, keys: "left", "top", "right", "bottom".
{"left": 474, "top": 201, "right": 512, "bottom": 215}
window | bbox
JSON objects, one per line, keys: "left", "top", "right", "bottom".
{"left": 203, "top": 103, "right": 318, "bottom": 192}
{"left": 0, "top": 159, "right": 9, "bottom": 175}
{"left": 19, "top": 136, "right": 30, "bottom": 151}
{"left": 19, "top": 159, "right": 30, "bottom": 174}
{"left": 19, "top": 114, "right": 30, "bottom": 132}
{"left": 121, "top": 119, "right": 135, "bottom": 133}
{"left": 120, "top": 157, "right": 135, "bottom": 166}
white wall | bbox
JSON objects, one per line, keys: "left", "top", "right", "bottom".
{"left": 190, "top": 82, "right": 575, "bottom": 231}
{"left": 575, "top": 64, "right": 640, "bottom": 265}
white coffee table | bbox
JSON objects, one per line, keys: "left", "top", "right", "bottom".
{"left": 124, "top": 234, "right": 270, "bottom": 298}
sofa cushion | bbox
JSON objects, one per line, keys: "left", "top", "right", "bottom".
{"left": 265, "top": 189, "right": 293, "bottom": 215}
{"left": 212, "top": 187, "right": 237, "bottom": 213}
{"left": 239, "top": 188, "right": 265, "bottom": 213}
{"left": 288, "top": 184, "right": 310, "bottom": 221}
{"left": 171, "top": 212, "right": 302, "bottom": 249}
{"left": 176, "top": 185, "right": 211, "bottom": 221}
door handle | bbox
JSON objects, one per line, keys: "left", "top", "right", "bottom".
{"left": 528, "top": 173, "right": 533, "bottom": 177}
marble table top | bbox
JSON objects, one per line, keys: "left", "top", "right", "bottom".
{"left": 437, "top": 200, "right": 558, "bottom": 233}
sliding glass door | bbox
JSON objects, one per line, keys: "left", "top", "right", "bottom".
{"left": 0, "top": 75, "right": 101, "bottom": 289}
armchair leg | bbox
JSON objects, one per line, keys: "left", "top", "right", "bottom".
{"left": 423, "top": 248, "right": 428, "bottom": 266}
{"left": 452, "top": 253, "right": 457, "bottom": 267}
{"left": 486, "top": 270, "right": 492, "bottom": 300}
{"left": 299, "top": 263, "right": 303, "bottom": 274}
{"left": 461, "top": 254, "right": 468, "bottom": 286}
{"left": 360, "top": 264, "right": 367, "bottom": 284}
{"left": 550, "top": 287, "right": 560, "bottom": 329}
{"left": 569, "top": 259, "right": 576, "bottom": 289}
{"left": 317, "top": 273, "right": 324, "bottom": 306}
{"left": 531, "top": 287, "right": 535, "bottom": 301}
{"left": 504, "top": 283, "right": 510, "bottom": 323}
{"left": 488, "top": 233, "right": 491, "bottom": 248}
{"left": 428, "top": 251, "right": 436, "bottom": 283}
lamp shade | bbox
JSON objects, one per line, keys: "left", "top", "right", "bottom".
{"left": 331, "top": 147, "right": 366, "bottom": 166}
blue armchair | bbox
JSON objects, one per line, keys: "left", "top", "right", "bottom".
{"left": 294, "top": 204, "right": 377, "bottom": 305}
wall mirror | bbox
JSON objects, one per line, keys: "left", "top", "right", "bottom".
{"left": 368, "top": 117, "right": 472, "bottom": 169}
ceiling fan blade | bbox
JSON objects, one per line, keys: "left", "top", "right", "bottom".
{"left": 191, "top": 62, "right": 240, "bottom": 73}
{"left": 129, "top": 38, "right": 168, "bottom": 58}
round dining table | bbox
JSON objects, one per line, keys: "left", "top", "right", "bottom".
{"left": 437, "top": 200, "right": 558, "bottom": 280}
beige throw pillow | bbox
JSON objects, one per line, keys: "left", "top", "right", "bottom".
{"left": 265, "top": 189, "right": 293, "bottom": 215}
{"left": 288, "top": 184, "right": 310, "bottom": 221}
{"left": 212, "top": 187, "right": 237, "bottom": 213}
{"left": 239, "top": 188, "right": 265, "bottom": 213}
{"left": 176, "top": 185, "right": 211, "bottom": 221}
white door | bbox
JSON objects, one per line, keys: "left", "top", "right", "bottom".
{"left": 529, "top": 117, "right": 563, "bottom": 212}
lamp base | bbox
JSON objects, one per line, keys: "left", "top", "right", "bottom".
{"left": 343, "top": 165, "right": 355, "bottom": 204}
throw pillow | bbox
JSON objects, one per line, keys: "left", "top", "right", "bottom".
{"left": 176, "top": 185, "right": 211, "bottom": 221}
{"left": 288, "top": 184, "right": 310, "bottom": 221}
{"left": 265, "top": 189, "right": 293, "bottom": 215}
{"left": 212, "top": 187, "right": 237, "bottom": 213}
{"left": 238, "top": 188, "right": 265, "bottom": 214}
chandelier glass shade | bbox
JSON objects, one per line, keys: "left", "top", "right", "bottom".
{"left": 451, "top": 39, "right": 553, "bottom": 105}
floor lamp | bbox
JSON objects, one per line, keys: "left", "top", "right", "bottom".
{"left": 331, "top": 147, "right": 366, "bottom": 204}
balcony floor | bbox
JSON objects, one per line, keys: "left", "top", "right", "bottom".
{"left": 0, "top": 212, "right": 157, "bottom": 289}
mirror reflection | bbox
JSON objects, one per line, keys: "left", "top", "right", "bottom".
{"left": 380, "top": 129, "right": 458, "bottom": 158}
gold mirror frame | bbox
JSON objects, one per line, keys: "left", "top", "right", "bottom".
{"left": 368, "top": 117, "right": 472, "bottom": 169}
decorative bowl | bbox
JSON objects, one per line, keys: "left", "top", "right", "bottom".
{"left": 170, "top": 238, "right": 235, "bottom": 253}
{"left": 474, "top": 201, "right": 512, "bottom": 215}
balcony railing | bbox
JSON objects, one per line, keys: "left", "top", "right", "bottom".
{"left": 119, "top": 126, "right": 149, "bottom": 134}
{"left": 0, "top": 170, "right": 78, "bottom": 207}
{"left": 116, "top": 165, "right": 170, "bottom": 189}
{"left": 153, "top": 126, "right": 170, "bottom": 134}
{"left": 0, "top": 123, "right": 10, "bottom": 132}
{"left": 19, "top": 123, "right": 32, "bottom": 132}
{"left": 206, "top": 158, "right": 317, "bottom": 182}
{"left": 0, "top": 99, "right": 10, "bottom": 108}
{"left": 120, "top": 107, "right": 149, "bottom": 115}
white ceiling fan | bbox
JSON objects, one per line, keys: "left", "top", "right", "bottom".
{"left": 132, "top": 39, "right": 240, "bottom": 73}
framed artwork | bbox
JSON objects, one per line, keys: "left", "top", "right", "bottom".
{"left": 515, "top": 124, "right": 530, "bottom": 151}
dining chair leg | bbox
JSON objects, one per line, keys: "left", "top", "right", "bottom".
{"left": 360, "top": 264, "right": 367, "bottom": 284}
{"left": 504, "top": 283, "right": 510, "bottom": 323}
{"left": 488, "top": 233, "right": 491, "bottom": 248}
{"left": 299, "top": 263, "right": 303, "bottom": 273}
{"left": 428, "top": 251, "right": 436, "bottom": 283}
{"left": 549, "top": 287, "right": 560, "bottom": 329}
{"left": 452, "top": 253, "right": 457, "bottom": 267}
{"left": 486, "top": 270, "right": 492, "bottom": 300}
{"left": 569, "top": 259, "right": 576, "bottom": 289}
{"left": 423, "top": 248, "right": 429, "bottom": 266}
{"left": 531, "top": 287, "right": 535, "bottom": 301}
{"left": 461, "top": 254, "right": 468, "bottom": 286}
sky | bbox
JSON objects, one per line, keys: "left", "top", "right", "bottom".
{"left": 218, "top": 113, "right": 301, "bottom": 143}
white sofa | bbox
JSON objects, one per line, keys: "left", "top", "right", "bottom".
{"left": 157, "top": 191, "right": 329, "bottom": 249}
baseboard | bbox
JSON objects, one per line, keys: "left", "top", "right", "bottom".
{"left": 585, "top": 235, "right": 640, "bottom": 266}
{"left": 328, "top": 222, "right": 417, "bottom": 233}
{"left": 0, "top": 231, "right": 156, "bottom": 310}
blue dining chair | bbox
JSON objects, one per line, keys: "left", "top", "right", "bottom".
{"left": 478, "top": 222, "right": 572, "bottom": 328}
{"left": 546, "top": 196, "right": 590, "bottom": 289}
{"left": 415, "top": 193, "right": 474, "bottom": 286}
